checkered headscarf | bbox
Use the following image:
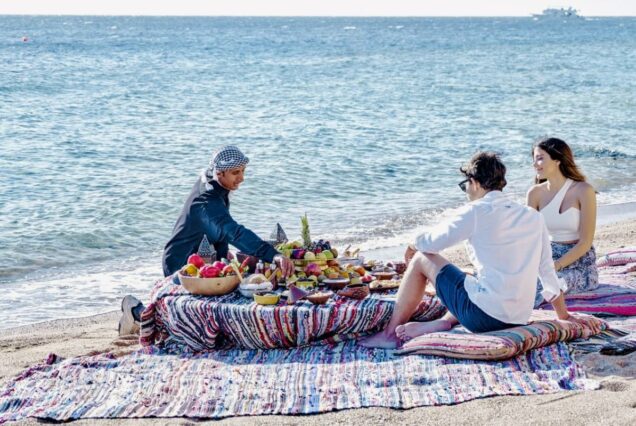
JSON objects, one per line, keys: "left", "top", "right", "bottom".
{"left": 204, "top": 145, "right": 249, "bottom": 182}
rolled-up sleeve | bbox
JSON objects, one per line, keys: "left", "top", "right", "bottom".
{"left": 538, "top": 218, "right": 568, "bottom": 302}
{"left": 415, "top": 204, "right": 476, "bottom": 253}
{"left": 199, "top": 202, "right": 279, "bottom": 263}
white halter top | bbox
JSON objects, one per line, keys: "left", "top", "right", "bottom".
{"left": 540, "top": 179, "right": 580, "bottom": 242}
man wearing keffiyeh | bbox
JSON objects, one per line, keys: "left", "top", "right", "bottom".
{"left": 118, "top": 146, "right": 293, "bottom": 336}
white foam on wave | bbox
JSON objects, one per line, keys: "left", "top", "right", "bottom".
{"left": 0, "top": 256, "right": 163, "bottom": 330}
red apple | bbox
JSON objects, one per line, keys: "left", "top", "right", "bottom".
{"left": 187, "top": 254, "right": 205, "bottom": 269}
{"left": 199, "top": 265, "right": 221, "bottom": 278}
{"left": 304, "top": 263, "right": 322, "bottom": 277}
{"left": 212, "top": 261, "right": 226, "bottom": 270}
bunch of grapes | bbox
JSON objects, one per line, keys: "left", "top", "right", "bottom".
{"left": 308, "top": 239, "right": 331, "bottom": 252}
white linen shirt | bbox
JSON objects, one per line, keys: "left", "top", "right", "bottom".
{"left": 414, "top": 191, "right": 566, "bottom": 325}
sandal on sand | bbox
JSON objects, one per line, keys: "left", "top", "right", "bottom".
{"left": 118, "top": 295, "right": 142, "bottom": 336}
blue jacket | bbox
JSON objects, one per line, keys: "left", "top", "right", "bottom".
{"left": 162, "top": 179, "right": 279, "bottom": 276}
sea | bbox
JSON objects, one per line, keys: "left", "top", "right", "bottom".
{"left": 1, "top": 16, "right": 635, "bottom": 329}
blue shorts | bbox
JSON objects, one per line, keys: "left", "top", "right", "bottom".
{"left": 434, "top": 264, "right": 516, "bottom": 333}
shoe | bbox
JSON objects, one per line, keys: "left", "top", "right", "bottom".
{"left": 118, "top": 295, "right": 142, "bottom": 336}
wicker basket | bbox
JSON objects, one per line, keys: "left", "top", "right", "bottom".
{"left": 178, "top": 273, "right": 241, "bottom": 296}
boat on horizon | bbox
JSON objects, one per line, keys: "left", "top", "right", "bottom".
{"left": 532, "top": 7, "right": 583, "bottom": 21}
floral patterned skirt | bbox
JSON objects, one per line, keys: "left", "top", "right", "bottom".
{"left": 535, "top": 242, "right": 599, "bottom": 307}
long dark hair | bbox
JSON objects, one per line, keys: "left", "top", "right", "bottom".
{"left": 532, "top": 137, "right": 586, "bottom": 184}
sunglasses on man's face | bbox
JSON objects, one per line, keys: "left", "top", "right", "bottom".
{"left": 458, "top": 178, "right": 470, "bottom": 192}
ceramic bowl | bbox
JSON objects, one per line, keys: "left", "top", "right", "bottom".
{"left": 337, "top": 283, "right": 370, "bottom": 300}
{"left": 295, "top": 279, "right": 317, "bottom": 290}
{"left": 305, "top": 291, "right": 333, "bottom": 305}
{"left": 371, "top": 271, "right": 396, "bottom": 281}
{"left": 253, "top": 292, "right": 281, "bottom": 305}
{"left": 238, "top": 281, "right": 273, "bottom": 298}
{"left": 323, "top": 278, "right": 350, "bottom": 291}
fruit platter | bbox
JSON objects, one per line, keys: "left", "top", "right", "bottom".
{"left": 176, "top": 214, "right": 407, "bottom": 302}
{"left": 178, "top": 254, "right": 250, "bottom": 296}
{"left": 275, "top": 240, "right": 337, "bottom": 269}
{"left": 271, "top": 214, "right": 374, "bottom": 289}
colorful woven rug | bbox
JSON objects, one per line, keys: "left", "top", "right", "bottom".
{"left": 598, "top": 317, "right": 636, "bottom": 355}
{"left": 0, "top": 341, "right": 595, "bottom": 423}
{"left": 539, "top": 262, "right": 636, "bottom": 316}
{"left": 140, "top": 276, "right": 446, "bottom": 351}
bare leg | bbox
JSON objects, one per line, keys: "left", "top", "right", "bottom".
{"left": 360, "top": 252, "right": 449, "bottom": 348}
{"left": 396, "top": 311, "right": 459, "bottom": 341}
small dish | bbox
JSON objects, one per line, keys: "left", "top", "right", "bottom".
{"left": 369, "top": 279, "right": 401, "bottom": 291}
{"left": 337, "top": 283, "right": 370, "bottom": 300}
{"left": 239, "top": 282, "right": 273, "bottom": 298}
{"left": 253, "top": 292, "right": 280, "bottom": 305}
{"left": 295, "top": 279, "right": 317, "bottom": 290}
{"left": 305, "top": 291, "right": 333, "bottom": 305}
{"left": 239, "top": 275, "right": 273, "bottom": 298}
{"left": 323, "top": 278, "right": 350, "bottom": 291}
{"left": 371, "top": 271, "right": 396, "bottom": 281}
{"left": 387, "top": 261, "right": 407, "bottom": 274}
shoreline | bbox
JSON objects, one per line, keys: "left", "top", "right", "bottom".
{"left": 1, "top": 218, "right": 635, "bottom": 425}
{"left": 365, "top": 200, "right": 636, "bottom": 262}
{"left": 3, "top": 208, "right": 636, "bottom": 333}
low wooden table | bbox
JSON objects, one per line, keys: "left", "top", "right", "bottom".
{"left": 140, "top": 275, "right": 446, "bottom": 351}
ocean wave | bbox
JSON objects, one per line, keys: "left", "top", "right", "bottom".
{"left": 577, "top": 146, "right": 636, "bottom": 160}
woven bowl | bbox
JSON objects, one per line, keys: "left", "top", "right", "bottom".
{"left": 337, "top": 283, "right": 370, "bottom": 300}
{"left": 178, "top": 273, "right": 241, "bottom": 296}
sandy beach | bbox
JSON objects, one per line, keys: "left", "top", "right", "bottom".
{"left": 2, "top": 218, "right": 635, "bottom": 425}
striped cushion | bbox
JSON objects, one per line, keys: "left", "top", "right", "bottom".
{"left": 396, "top": 311, "right": 606, "bottom": 360}
{"left": 596, "top": 248, "right": 636, "bottom": 268}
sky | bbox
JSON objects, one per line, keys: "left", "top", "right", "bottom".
{"left": 0, "top": 1, "right": 634, "bottom": 17}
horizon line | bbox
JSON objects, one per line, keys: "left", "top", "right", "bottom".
{"left": 2, "top": 13, "right": 635, "bottom": 18}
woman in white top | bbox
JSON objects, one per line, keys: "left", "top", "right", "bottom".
{"left": 527, "top": 137, "right": 599, "bottom": 306}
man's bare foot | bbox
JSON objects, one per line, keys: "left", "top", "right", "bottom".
{"left": 359, "top": 330, "right": 401, "bottom": 349}
{"left": 395, "top": 319, "right": 453, "bottom": 341}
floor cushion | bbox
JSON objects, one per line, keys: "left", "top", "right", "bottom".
{"left": 396, "top": 311, "right": 606, "bottom": 360}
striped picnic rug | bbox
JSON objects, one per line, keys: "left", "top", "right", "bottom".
{"left": 140, "top": 276, "right": 446, "bottom": 351}
{"left": 0, "top": 341, "right": 595, "bottom": 423}
{"left": 539, "top": 262, "right": 636, "bottom": 316}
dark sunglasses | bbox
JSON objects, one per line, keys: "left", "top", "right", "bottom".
{"left": 458, "top": 178, "right": 470, "bottom": 192}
